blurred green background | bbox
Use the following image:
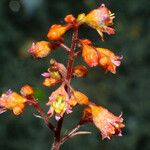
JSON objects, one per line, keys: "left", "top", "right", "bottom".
{"left": 0, "top": 0, "right": 150, "bottom": 150}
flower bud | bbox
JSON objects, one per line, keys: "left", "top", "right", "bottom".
{"left": 73, "top": 65, "right": 88, "bottom": 77}
{"left": 28, "top": 41, "right": 52, "bottom": 58}
{"left": 43, "top": 78, "right": 58, "bottom": 87}
{"left": 47, "top": 24, "right": 71, "bottom": 41}
{"left": 64, "top": 14, "right": 76, "bottom": 23}
{"left": 71, "top": 91, "right": 89, "bottom": 105}
{"left": 81, "top": 40, "right": 98, "bottom": 67}
{"left": 20, "top": 84, "right": 34, "bottom": 96}
{"left": 68, "top": 96, "right": 77, "bottom": 107}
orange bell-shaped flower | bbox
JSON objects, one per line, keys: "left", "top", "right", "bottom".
{"left": 89, "top": 104, "right": 125, "bottom": 139}
{"left": 78, "top": 4, "right": 115, "bottom": 40}
{"left": 46, "top": 84, "right": 72, "bottom": 120}
{"left": 97, "top": 48, "right": 122, "bottom": 74}
{"left": 0, "top": 90, "right": 26, "bottom": 115}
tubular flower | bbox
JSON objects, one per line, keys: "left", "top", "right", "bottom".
{"left": 89, "top": 104, "right": 125, "bottom": 140}
{"left": 81, "top": 39, "right": 99, "bottom": 67}
{"left": 97, "top": 48, "right": 122, "bottom": 74}
{"left": 78, "top": 4, "right": 115, "bottom": 40}
{"left": 0, "top": 90, "right": 26, "bottom": 115}
{"left": 73, "top": 65, "right": 88, "bottom": 77}
{"left": 47, "top": 24, "right": 71, "bottom": 41}
{"left": 46, "top": 85, "right": 72, "bottom": 120}
{"left": 28, "top": 41, "right": 52, "bottom": 58}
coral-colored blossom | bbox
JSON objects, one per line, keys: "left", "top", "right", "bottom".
{"left": 47, "top": 24, "right": 71, "bottom": 41}
{"left": 78, "top": 4, "right": 115, "bottom": 40}
{"left": 89, "top": 104, "right": 125, "bottom": 139}
{"left": 97, "top": 48, "right": 122, "bottom": 74}
{"left": 81, "top": 39, "right": 98, "bottom": 67}
{"left": 28, "top": 41, "right": 52, "bottom": 58}
{"left": 46, "top": 84, "right": 72, "bottom": 120}
{"left": 0, "top": 90, "right": 26, "bottom": 115}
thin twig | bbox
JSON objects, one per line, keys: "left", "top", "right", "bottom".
{"left": 27, "top": 99, "right": 55, "bottom": 131}
{"left": 54, "top": 41, "right": 71, "bottom": 52}
{"left": 60, "top": 124, "right": 91, "bottom": 145}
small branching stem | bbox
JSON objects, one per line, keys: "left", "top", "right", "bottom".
{"left": 27, "top": 99, "right": 55, "bottom": 132}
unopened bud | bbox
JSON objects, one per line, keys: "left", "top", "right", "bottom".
{"left": 43, "top": 78, "right": 58, "bottom": 87}
{"left": 28, "top": 41, "right": 52, "bottom": 58}
{"left": 20, "top": 84, "right": 34, "bottom": 96}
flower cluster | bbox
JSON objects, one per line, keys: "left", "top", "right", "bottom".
{"left": 0, "top": 3, "right": 125, "bottom": 146}
{"left": 80, "top": 39, "right": 122, "bottom": 73}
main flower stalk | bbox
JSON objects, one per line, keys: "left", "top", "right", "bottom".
{"left": 51, "top": 27, "right": 79, "bottom": 150}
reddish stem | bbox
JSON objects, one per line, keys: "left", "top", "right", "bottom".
{"left": 27, "top": 98, "right": 55, "bottom": 132}
{"left": 54, "top": 41, "right": 71, "bottom": 52}
{"left": 51, "top": 26, "right": 79, "bottom": 150}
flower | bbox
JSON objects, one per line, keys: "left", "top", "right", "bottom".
{"left": 42, "top": 61, "right": 67, "bottom": 87}
{"left": 72, "top": 91, "right": 89, "bottom": 105}
{"left": 69, "top": 90, "right": 89, "bottom": 107}
{"left": 28, "top": 41, "right": 52, "bottom": 58}
{"left": 81, "top": 39, "right": 99, "bottom": 67}
{"left": 0, "top": 90, "right": 26, "bottom": 115}
{"left": 97, "top": 48, "right": 122, "bottom": 74}
{"left": 46, "top": 85, "right": 72, "bottom": 120}
{"left": 78, "top": 4, "right": 115, "bottom": 40}
{"left": 20, "top": 84, "right": 34, "bottom": 97}
{"left": 89, "top": 104, "right": 125, "bottom": 140}
{"left": 47, "top": 24, "right": 71, "bottom": 41}
{"left": 73, "top": 65, "right": 88, "bottom": 77}
{"left": 64, "top": 14, "right": 76, "bottom": 24}
{"left": 43, "top": 78, "right": 60, "bottom": 87}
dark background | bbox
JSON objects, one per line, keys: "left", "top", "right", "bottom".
{"left": 0, "top": 0, "right": 150, "bottom": 150}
